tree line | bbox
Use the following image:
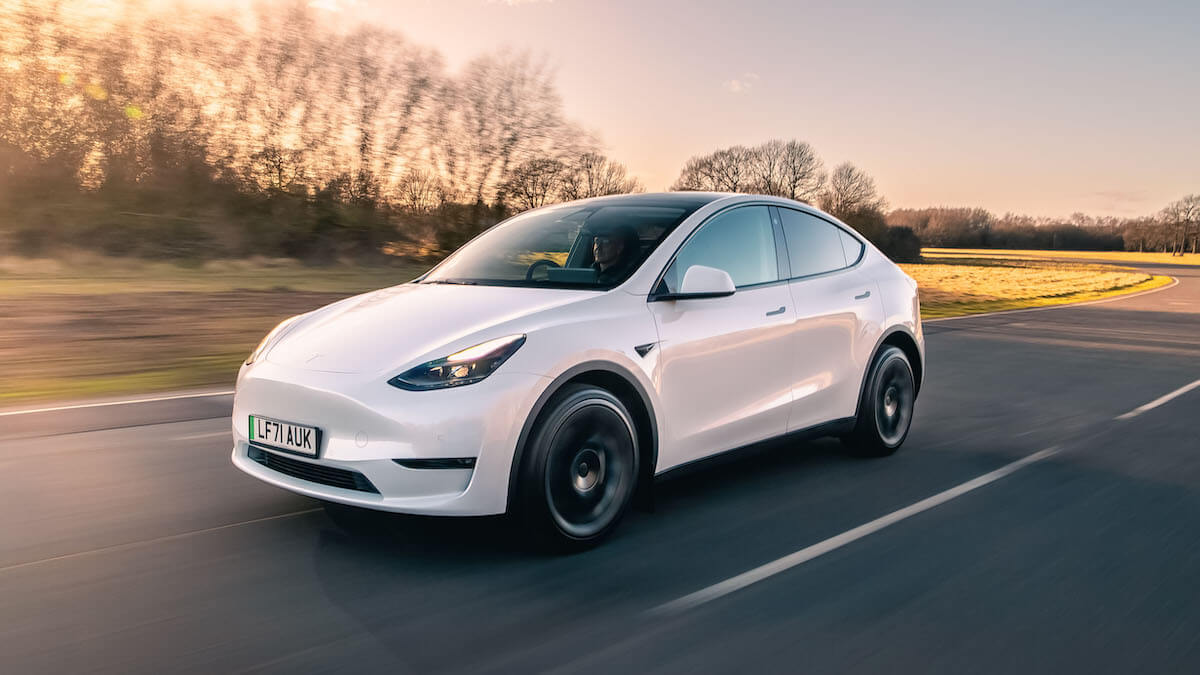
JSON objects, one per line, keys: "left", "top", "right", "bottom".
{"left": 668, "top": 141, "right": 1198, "bottom": 259}
{"left": 888, "top": 196, "right": 1200, "bottom": 255}
{"left": 0, "top": 0, "right": 634, "bottom": 260}
{"left": 666, "top": 140, "right": 919, "bottom": 260}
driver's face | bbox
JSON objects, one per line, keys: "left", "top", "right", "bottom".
{"left": 593, "top": 235, "right": 624, "bottom": 268}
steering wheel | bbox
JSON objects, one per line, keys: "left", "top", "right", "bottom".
{"left": 525, "top": 259, "right": 562, "bottom": 281}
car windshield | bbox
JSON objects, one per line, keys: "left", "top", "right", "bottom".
{"left": 421, "top": 200, "right": 706, "bottom": 289}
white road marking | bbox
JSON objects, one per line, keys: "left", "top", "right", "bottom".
{"left": 171, "top": 431, "right": 231, "bottom": 441}
{"left": 1115, "top": 378, "right": 1200, "bottom": 420}
{"left": 0, "top": 390, "right": 235, "bottom": 417}
{"left": 925, "top": 276, "right": 1178, "bottom": 323}
{"left": 0, "top": 508, "right": 321, "bottom": 575}
{"left": 651, "top": 447, "right": 1061, "bottom": 616}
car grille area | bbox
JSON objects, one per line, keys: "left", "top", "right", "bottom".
{"left": 248, "top": 444, "right": 379, "bottom": 494}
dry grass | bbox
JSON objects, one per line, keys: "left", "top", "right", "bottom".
{"left": 0, "top": 257, "right": 426, "bottom": 405}
{"left": 902, "top": 255, "right": 1172, "bottom": 318}
{"left": 0, "top": 291, "right": 364, "bottom": 404}
{"left": 922, "top": 248, "right": 1200, "bottom": 266}
{"left": 0, "top": 254, "right": 427, "bottom": 295}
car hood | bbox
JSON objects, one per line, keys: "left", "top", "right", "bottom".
{"left": 265, "top": 283, "right": 591, "bottom": 374}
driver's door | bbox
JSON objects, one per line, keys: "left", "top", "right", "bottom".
{"left": 648, "top": 206, "right": 796, "bottom": 471}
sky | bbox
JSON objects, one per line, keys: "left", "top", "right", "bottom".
{"left": 319, "top": 0, "right": 1199, "bottom": 218}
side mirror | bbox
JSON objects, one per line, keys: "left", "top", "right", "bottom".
{"left": 657, "top": 265, "right": 736, "bottom": 300}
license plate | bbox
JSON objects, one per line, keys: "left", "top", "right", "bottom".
{"left": 249, "top": 415, "right": 321, "bottom": 457}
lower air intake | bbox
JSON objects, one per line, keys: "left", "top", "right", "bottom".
{"left": 248, "top": 444, "right": 379, "bottom": 494}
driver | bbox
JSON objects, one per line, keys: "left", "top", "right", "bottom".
{"left": 591, "top": 224, "right": 640, "bottom": 284}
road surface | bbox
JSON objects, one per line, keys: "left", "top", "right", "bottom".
{"left": 2, "top": 263, "right": 1198, "bottom": 674}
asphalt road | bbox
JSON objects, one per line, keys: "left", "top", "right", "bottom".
{"left": 2, "top": 263, "right": 1199, "bottom": 674}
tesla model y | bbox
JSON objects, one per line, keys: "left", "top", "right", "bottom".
{"left": 232, "top": 192, "right": 924, "bottom": 549}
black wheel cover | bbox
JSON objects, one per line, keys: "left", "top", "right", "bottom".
{"left": 542, "top": 398, "right": 636, "bottom": 539}
{"left": 873, "top": 354, "right": 915, "bottom": 447}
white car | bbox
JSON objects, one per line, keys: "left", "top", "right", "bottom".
{"left": 232, "top": 193, "right": 923, "bottom": 548}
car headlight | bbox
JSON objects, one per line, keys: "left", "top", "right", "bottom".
{"left": 388, "top": 334, "right": 527, "bottom": 391}
{"left": 245, "top": 315, "right": 303, "bottom": 366}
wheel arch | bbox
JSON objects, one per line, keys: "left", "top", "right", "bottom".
{"left": 506, "top": 361, "right": 659, "bottom": 512}
{"left": 855, "top": 327, "right": 924, "bottom": 419}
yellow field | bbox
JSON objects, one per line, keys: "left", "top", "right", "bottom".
{"left": 922, "top": 248, "right": 1200, "bottom": 266}
{"left": 903, "top": 256, "right": 1173, "bottom": 318}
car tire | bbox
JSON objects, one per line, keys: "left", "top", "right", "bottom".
{"left": 843, "top": 345, "right": 916, "bottom": 457}
{"left": 514, "top": 383, "right": 640, "bottom": 552}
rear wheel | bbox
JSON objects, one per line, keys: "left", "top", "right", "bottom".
{"left": 843, "top": 345, "right": 916, "bottom": 457}
{"left": 514, "top": 384, "right": 639, "bottom": 551}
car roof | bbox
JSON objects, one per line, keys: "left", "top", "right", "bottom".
{"left": 545, "top": 192, "right": 850, "bottom": 235}
{"left": 564, "top": 192, "right": 729, "bottom": 210}
{"left": 565, "top": 191, "right": 828, "bottom": 213}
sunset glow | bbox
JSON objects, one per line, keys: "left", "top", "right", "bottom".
{"left": 344, "top": 0, "right": 1200, "bottom": 218}
{"left": 2, "top": 0, "right": 1196, "bottom": 222}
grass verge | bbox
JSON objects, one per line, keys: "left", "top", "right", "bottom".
{"left": 909, "top": 248, "right": 1185, "bottom": 317}
{"left": 907, "top": 267, "right": 1172, "bottom": 318}
{"left": 922, "top": 248, "right": 1200, "bottom": 266}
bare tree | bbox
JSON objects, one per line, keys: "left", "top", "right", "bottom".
{"left": 323, "top": 169, "right": 381, "bottom": 207}
{"left": 396, "top": 169, "right": 443, "bottom": 212}
{"left": 672, "top": 145, "right": 754, "bottom": 192}
{"left": 889, "top": 207, "right": 994, "bottom": 247}
{"left": 250, "top": 145, "right": 307, "bottom": 192}
{"left": 327, "top": 26, "right": 441, "bottom": 198}
{"left": 821, "top": 163, "right": 887, "bottom": 218}
{"left": 750, "top": 139, "right": 825, "bottom": 202}
{"left": 1160, "top": 194, "right": 1200, "bottom": 255}
{"left": 1121, "top": 217, "right": 1160, "bottom": 252}
{"left": 500, "top": 157, "right": 570, "bottom": 211}
{"left": 219, "top": 4, "right": 333, "bottom": 192}
{"left": 429, "top": 51, "right": 590, "bottom": 205}
{"left": 672, "top": 140, "right": 824, "bottom": 199}
{"left": 559, "top": 152, "right": 642, "bottom": 200}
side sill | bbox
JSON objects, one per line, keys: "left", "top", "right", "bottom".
{"left": 653, "top": 417, "right": 857, "bottom": 485}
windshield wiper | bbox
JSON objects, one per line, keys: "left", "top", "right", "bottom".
{"left": 423, "top": 279, "right": 478, "bottom": 285}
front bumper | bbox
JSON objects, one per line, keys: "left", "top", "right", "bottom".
{"left": 231, "top": 360, "right": 550, "bottom": 516}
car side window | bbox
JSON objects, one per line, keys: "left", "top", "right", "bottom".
{"left": 661, "top": 206, "right": 778, "bottom": 292}
{"left": 838, "top": 228, "right": 864, "bottom": 265}
{"left": 778, "top": 208, "right": 852, "bottom": 277}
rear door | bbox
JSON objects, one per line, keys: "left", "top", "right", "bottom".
{"left": 775, "top": 207, "right": 882, "bottom": 431}
{"left": 648, "top": 205, "right": 797, "bottom": 470}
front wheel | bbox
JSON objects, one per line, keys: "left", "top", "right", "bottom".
{"left": 514, "top": 384, "right": 639, "bottom": 551}
{"left": 843, "top": 345, "right": 916, "bottom": 457}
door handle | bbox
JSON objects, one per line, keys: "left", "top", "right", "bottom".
{"left": 766, "top": 306, "right": 786, "bottom": 316}
{"left": 854, "top": 291, "right": 871, "bottom": 300}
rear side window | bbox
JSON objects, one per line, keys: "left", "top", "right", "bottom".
{"left": 838, "top": 229, "right": 864, "bottom": 265}
{"left": 778, "top": 208, "right": 848, "bottom": 277}
{"left": 662, "top": 205, "right": 778, "bottom": 292}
